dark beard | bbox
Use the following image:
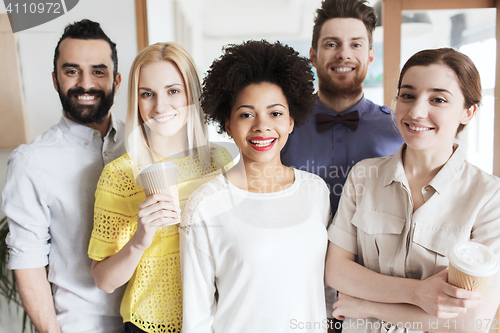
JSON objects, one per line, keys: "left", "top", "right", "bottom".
{"left": 57, "top": 84, "right": 115, "bottom": 125}
{"left": 317, "top": 65, "right": 365, "bottom": 100}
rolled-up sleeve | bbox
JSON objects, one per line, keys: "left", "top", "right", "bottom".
{"left": 328, "top": 167, "right": 358, "bottom": 256}
{"left": 2, "top": 150, "right": 51, "bottom": 269}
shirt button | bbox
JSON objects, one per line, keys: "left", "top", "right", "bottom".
{"left": 84, "top": 142, "right": 89, "bottom": 146}
{"left": 425, "top": 186, "right": 431, "bottom": 191}
{"left": 337, "top": 138, "right": 343, "bottom": 143}
{"left": 103, "top": 152, "right": 108, "bottom": 157}
{"left": 93, "top": 131, "right": 99, "bottom": 136}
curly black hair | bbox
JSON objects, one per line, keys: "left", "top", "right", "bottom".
{"left": 202, "top": 40, "right": 315, "bottom": 134}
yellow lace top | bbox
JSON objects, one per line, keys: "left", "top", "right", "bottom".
{"left": 88, "top": 144, "right": 233, "bottom": 333}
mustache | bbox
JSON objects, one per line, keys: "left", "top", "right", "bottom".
{"left": 327, "top": 61, "right": 357, "bottom": 68}
{"left": 67, "top": 87, "right": 105, "bottom": 97}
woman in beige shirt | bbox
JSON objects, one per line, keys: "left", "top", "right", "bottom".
{"left": 326, "top": 48, "right": 500, "bottom": 333}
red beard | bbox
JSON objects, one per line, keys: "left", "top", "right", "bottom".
{"left": 316, "top": 62, "right": 367, "bottom": 100}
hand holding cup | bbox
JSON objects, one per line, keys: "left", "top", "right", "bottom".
{"left": 448, "top": 241, "right": 499, "bottom": 295}
{"left": 133, "top": 193, "right": 181, "bottom": 251}
{"left": 139, "top": 161, "right": 180, "bottom": 207}
{"left": 132, "top": 161, "right": 182, "bottom": 251}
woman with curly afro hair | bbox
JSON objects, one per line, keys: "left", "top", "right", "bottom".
{"left": 180, "top": 40, "right": 332, "bottom": 333}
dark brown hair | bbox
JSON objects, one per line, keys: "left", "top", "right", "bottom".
{"left": 397, "top": 48, "right": 481, "bottom": 134}
{"left": 312, "top": 0, "right": 377, "bottom": 50}
{"left": 53, "top": 19, "right": 118, "bottom": 78}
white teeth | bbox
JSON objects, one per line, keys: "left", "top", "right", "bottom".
{"left": 78, "top": 95, "right": 95, "bottom": 100}
{"left": 154, "top": 115, "right": 175, "bottom": 123}
{"left": 409, "top": 125, "right": 430, "bottom": 132}
{"left": 250, "top": 139, "right": 275, "bottom": 147}
{"left": 334, "top": 67, "right": 353, "bottom": 72}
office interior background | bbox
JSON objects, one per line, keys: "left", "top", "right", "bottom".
{"left": 0, "top": 0, "right": 498, "bottom": 331}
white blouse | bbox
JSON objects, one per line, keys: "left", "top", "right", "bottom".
{"left": 180, "top": 169, "right": 331, "bottom": 333}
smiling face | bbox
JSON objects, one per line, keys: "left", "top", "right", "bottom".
{"left": 396, "top": 64, "right": 476, "bottom": 154}
{"left": 225, "top": 82, "right": 294, "bottom": 166}
{"left": 310, "top": 18, "right": 374, "bottom": 100}
{"left": 52, "top": 38, "right": 121, "bottom": 124}
{"left": 138, "top": 60, "right": 189, "bottom": 140}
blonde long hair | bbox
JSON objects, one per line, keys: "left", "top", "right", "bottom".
{"left": 125, "top": 42, "right": 209, "bottom": 170}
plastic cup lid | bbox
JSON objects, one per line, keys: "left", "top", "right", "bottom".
{"left": 448, "top": 242, "right": 500, "bottom": 277}
{"left": 139, "top": 161, "right": 177, "bottom": 174}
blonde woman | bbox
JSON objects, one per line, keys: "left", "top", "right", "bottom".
{"left": 88, "top": 42, "right": 233, "bottom": 333}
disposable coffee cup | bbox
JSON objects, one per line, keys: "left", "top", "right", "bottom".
{"left": 447, "top": 242, "right": 499, "bottom": 295}
{"left": 139, "top": 161, "right": 180, "bottom": 209}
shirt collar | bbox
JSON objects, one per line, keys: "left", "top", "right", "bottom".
{"left": 383, "top": 144, "right": 467, "bottom": 195}
{"left": 58, "top": 113, "right": 119, "bottom": 145}
{"left": 314, "top": 94, "right": 368, "bottom": 117}
{"left": 427, "top": 144, "right": 466, "bottom": 194}
{"left": 108, "top": 114, "right": 119, "bottom": 143}
{"left": 383, "top": 144, "right": 407, "bottom": 187}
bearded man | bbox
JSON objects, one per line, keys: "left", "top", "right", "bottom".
{"left": 282, "top": 0, "right": 403, "bottom": 213}
{"left": 280, "top": 1, "right": 403, "bottom": 331}
{"left": 3, "top": 19, "right": 126, "bottom": 333}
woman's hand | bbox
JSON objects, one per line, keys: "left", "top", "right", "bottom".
{"left": 332, "top": 293, "right": 371, "bottom": 320}
{"left": 131, "top": 193, "right": 181, "bottom": 251}
{"left": 91, "top": 193, "right": 179, "bottom": 293}
{"left": 414, "top": 269, "right": 482, "bottom": 318}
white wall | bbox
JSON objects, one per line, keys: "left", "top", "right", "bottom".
{"left": 146, "top": 0, "right": 175, "bottom": 45}
{"left": 0, "top": 0, "right": 137, "bottom": 331}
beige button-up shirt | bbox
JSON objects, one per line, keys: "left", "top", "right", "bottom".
{"left": 329, "top": 144, "right": 500, "bottom": 332}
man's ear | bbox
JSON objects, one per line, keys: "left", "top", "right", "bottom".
{"left": 52, "top": 72, "right": 59, "bottom": 92}
{"left": 309, "top": 47, "right": 317, "bottom": 68}
{"left": 113, "top": 73, "right": 122, "bottom": 92}
{"left": 367, "top": 48, "right": 375, "bottom": 68}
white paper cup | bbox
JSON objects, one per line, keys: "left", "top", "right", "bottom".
{"left": 448, "top": 242, "right": 499, "bottom": 295}
{"left": 139, "top": 161, "right": 180, "bottom": 208}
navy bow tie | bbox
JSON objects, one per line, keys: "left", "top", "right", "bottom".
{"left": 315, "top": 111, "right": 360, "bottom": 132}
